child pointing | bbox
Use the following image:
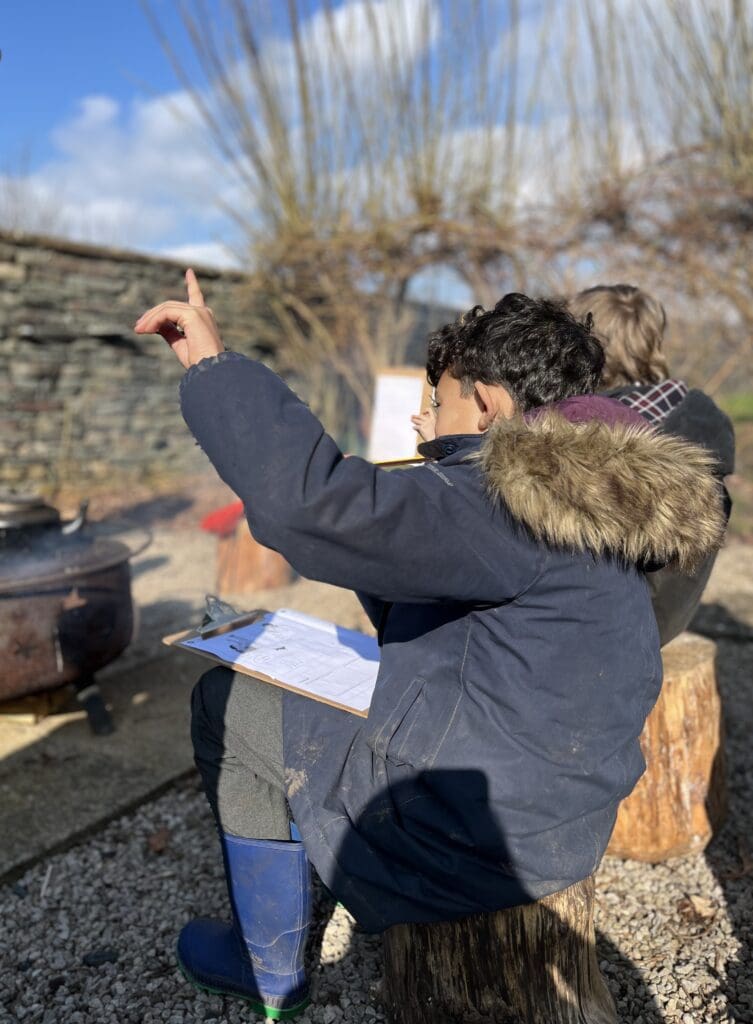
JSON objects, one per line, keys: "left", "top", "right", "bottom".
{"left": 136, "top": 276, "right": 726, "bottom": 1020}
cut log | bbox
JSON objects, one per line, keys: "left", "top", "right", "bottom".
{"left": 215, "top": 520, "right": 293, "bottom": 595}
{"left": 607, "top": 631, "right": 726, "bottom": 862}
{"left": 382, "top": 876, "right": 616, "bottom": 1024}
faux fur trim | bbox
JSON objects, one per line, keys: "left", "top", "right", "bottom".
{"left": 477, "top": 411, "right": 726, "bottom": 572}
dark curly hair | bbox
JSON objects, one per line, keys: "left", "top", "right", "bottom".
{"left": 426, "top": 293, "right": 604, "bottom": 412}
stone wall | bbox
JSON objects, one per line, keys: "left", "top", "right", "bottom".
{"left": 0, "top": 231, "right": 270, "bottom": 496}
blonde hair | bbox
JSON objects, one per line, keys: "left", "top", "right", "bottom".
{"left": 568, "top": 284, "right": 670, "bottom": 389}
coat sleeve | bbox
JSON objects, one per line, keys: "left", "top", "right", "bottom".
{"left": 663, "top": 390, "right": 735, "bottom": 477}
{"left": 180, "top": 352, "right": 537, "bottom": 604}
{"left": 355, "top": 592, "right": 388, "bottom": 631}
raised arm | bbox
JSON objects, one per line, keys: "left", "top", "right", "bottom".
{"left": 179, "top": 353, "right": 536, "bottom": 603}
{"left": 135, "top": 273, "right": 539, "bottom": 605}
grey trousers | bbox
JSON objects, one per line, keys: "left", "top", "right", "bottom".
{"left": 191, "top": 666, "right": 291, "bottom": 840}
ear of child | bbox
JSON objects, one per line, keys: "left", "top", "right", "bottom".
{"left": 475, "top": 381, "right": 516, "bottom": 430}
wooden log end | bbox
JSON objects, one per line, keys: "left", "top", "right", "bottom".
{"left": 382, "top": 877, "right": 616, "bottom": 1024}
{"left": 607, "top": 631, "right": 726, "bottom": 862}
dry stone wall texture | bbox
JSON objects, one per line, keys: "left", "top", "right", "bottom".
{"left": 0, "top": 231, "right": 272, "bottom": 495}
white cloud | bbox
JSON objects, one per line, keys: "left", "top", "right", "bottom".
{"left": 0, "top": 0, "right": 702, "bottom": 261}
{"left": 258, "top": 0, "right": 440, "bottom": 85}
{"left": 0, "top": 0, "right": 442, "bottom": 256}
{"left": 158, "top": 240, "right": 243, "bottom": 269}
{"left": 1, "top": 86, "right": 240, "bottom": 252}
{"left": 301, "top": 0, "right": 441, "bottom": 70}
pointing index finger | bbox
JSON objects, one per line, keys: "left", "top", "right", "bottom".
{"left": 185, "top": 267, "right": 205, "bottom": 306}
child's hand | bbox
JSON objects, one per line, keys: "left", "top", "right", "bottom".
{"left": 134, "top": 268, "right": 225, "bottom": 369}
{"left": 411, "top": 408, "right": 437, "bottom": 442}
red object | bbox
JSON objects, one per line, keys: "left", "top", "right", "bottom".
{"left": 200, "top": 500, "right": 244, "bottom": 537}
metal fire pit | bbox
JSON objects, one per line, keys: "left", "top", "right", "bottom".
{"left": 0, "top": 492, "right": 149, "bottom": 733}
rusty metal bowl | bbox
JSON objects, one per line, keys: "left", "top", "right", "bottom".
{"left": 0, "top": 492, "right": 149, "bottom": 702}
{"left": 0, "top": 547, "right": 134, "bottom": 701}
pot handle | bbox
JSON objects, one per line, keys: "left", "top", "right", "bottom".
{"left": 127, "top": 526, "right": 153, "bottom": 560}
{"left": 61, "top": 499, "right": 89, "bottom": 535}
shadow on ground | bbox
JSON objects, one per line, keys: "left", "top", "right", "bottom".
{"left": 0, "top": 636, "right": 201, "bottom": 882}
{"left": 696, "top": 606, "right": 753, "bottom": 1023}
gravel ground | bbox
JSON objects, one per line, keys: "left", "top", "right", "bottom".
{"left": 0, "top": 778, "right": 384, "bottom": 1024}
{"left": 2, "top": 541, "right": 752, "bottom": 1023}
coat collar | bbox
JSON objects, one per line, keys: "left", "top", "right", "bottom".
{"left": 417, "top": 434, "right": 482, "bottom": 461}
{"left": 476, "top": 408, "right": 725, "bottom": 573}
{"left": 417, "top": 396, "right": 645, "bottom": 463}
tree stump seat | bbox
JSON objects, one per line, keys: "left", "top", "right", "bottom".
{"left": 382, "top": 876, "right": 616, "bottom": 1024}
{"left": 607, "top": 631, "right": 727, "bottom": 862}
{"left": 215, "top": 520, "right": 293, "bottom": 595}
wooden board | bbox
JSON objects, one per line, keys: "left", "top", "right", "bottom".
{"left": 375, "top": 457, "right": 427, "bottom": 470}
{"left": 0, "top": 685, "right": 73, "bottom": 724}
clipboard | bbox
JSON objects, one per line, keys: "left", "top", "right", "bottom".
{"left": 163, "top": 607, "right": 379, "bottom": 718}
{"left": 164, "top": 609, "right": 267, "bottom": 643}
{"left": 376, "top": 456, "right": 427, "bottom": 470}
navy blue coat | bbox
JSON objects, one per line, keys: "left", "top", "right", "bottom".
{"left": 181, "top": 352, "right": 725, "bottom": 932}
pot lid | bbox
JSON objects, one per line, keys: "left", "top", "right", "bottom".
{"left": 0, "top": 491, "right": 61, "bottom": 530}
{"left": 0, "top": 534, "right": 133, "bottom": 593}
{"left": 0, "top": 504, "right": 151, "bottom": 593}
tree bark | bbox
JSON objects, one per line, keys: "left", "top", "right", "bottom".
{"left": 215, "top": 521, "right": 293, "bottom": 594}
{"left": 607, "top": 631, "right": 726, "bottom": 862}
{"left": 382, "top": 876, "right": 616, "bottom": 1024}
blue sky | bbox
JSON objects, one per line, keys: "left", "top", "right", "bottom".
{"left": 1, "top": 2, "right": 182, "bottom": 164}
{"left": 0, "top": 1, "right": 278, "bottom": 263}
{"left": 0, "top": 0, "right": 610, "bottom": 291}
{"left": 0, "top": 1, "right": 303, "bottom": 162}
{"left": 0, "top": 1, "right": 461, "bottom": 271}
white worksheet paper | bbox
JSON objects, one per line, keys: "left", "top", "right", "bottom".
{"left": 368, "top": 372, "right": 426, "bottom": 462}
{"left": 180, "top": 609, "right": 380, "bottom": 714}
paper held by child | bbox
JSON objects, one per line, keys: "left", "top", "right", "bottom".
{"left": 163, "top": 608, "right": 379, "bottom": 717}
{"left": 368, "top": 367, "right": 433, "bottom": 462}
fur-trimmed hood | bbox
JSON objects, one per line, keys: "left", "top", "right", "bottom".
{"left": 477, "top": 406, "right": 726, "bottom": 573}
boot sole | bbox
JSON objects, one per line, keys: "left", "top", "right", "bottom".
{"left": 176, "top": 950, "right": 311, "bottom": 1021}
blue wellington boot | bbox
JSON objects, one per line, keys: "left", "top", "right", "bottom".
{"left": 177, "top": 832, "right": 312, "bottom": 1020}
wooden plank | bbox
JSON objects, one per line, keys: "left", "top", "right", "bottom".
{"left": 0, "top": 686, "right": 73, "bottom": 724}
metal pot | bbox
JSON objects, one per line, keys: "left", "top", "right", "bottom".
{"left": 0, "top": 494, "right": 60, "bottom": 529}
{"left": 0, "top": 492, "right": 141, "bottom": 703}
{"left": 0, "top": 491, "right": 91, "bottom": 543}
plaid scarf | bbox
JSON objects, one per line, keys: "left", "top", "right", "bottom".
{"left": 614, "top": 379, "right": 688, "bottom": 425}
